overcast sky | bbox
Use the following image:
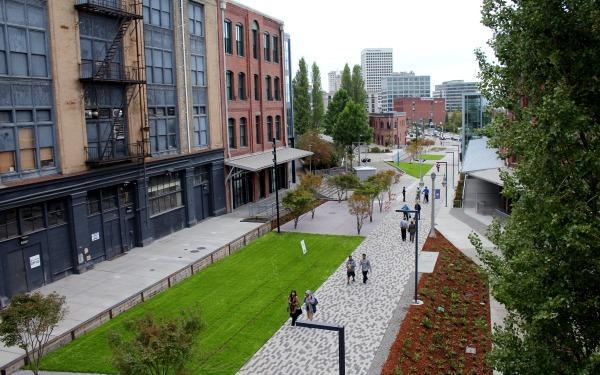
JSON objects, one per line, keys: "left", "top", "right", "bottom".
{"left": 237, "top": 0, "right": 493, "bottom": 91}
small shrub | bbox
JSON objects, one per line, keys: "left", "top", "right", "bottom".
{"left": 421, "top": 317, "right": 433, "bottom": 329}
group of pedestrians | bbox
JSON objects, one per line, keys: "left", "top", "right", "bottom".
{"left": 345, "top": 254, "right": 371, "bottom": 285}
{"left": 399, "top": 216, "right": 417, "bottom": 242}
{"left": 287, "top": 289, "right": 318, "bottom": 326}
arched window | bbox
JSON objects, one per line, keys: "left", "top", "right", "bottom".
{"left": 265, "top": 75, "right": 272, "bottom": 100}
{"left": 254, "top": 74, "right": 259, "bottom": 100}
{"left": 263, "top": 32, "right": 270, "bottom": 61}
{"left": 240, "top": 117, "right": 247, "bottom": 147}
{"left": 223, "top": 20, "right": 232, "bottom": 54}
{"left": 228, "top": 118, "right": 236, "bottom": 148}
{"left": 251, "top": 21, "right": 259, "bottom": 59}
{"left": 273, "top": 35, "right": 279, "bottom": 63}
{"left": 275, "top": 115, "right": 282, "bottom": 140}
{"left": 274, "top": 77, "right": 280, "bottom": 100}
{"left": 238, "top": 72, "right": 246, "bottom": 100}
{"left": 235, "top": 23, "right": 244, "bottom": 56}
{"left": 267, "top": 116, "right": 273, "bottom": 141}
{"left": 225, "top": 70, "right": 233, "bottom": 100}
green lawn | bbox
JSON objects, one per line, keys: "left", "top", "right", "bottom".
{"left": 39, "top": 232, "right": 363, "bottom": 374}
{"left": 419, "top": 154, "right": 445, "bottom": 160}
{"left": 389, "top": 161, "right": 433, "bottom": 178}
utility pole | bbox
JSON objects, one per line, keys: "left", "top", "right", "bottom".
{"left": 272, "top": 138, "right": 281, "bottom": 233}
{"left": 430, "top": 172, "right": 436, "bottom": 238}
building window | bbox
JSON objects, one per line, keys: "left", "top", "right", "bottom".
{"left": 148, "top": 173, "right": 183, "bottom": 216}
{"left": 188, "top": 1, "right": 203, "bottom": 36}
{"left": 275, "top": 115, "right": 282, "bottom": 140}
{"left": 274, "top": 77, "right": 281, "bottom": 101}
{"left": 223, "top": 20, "right": 232, "bottom": 54}
{"left": 235, "top": 23, "right": 244, "bottom": 56}
{"left": 193, "top": 105, "right": 208, "bottom": 147}
{"left": 190, "top": 55, "right": 205, "bottom": 86}
{"left": 228, "top": 118, "right": 236, "bottom": 148}
{"left": 21, "top": 204, "right": 44, "bottom": 234}
{"left": 263, "top": 32, "right": 270, "bottom": 61}
{"left": 193, "top": 166, "right": 209, "bottom": 187}
{"left": 0, "top": 208, "right": 18, "bottom": 240}
{"left": 147, "top": 87, "right": 178, "bottom": 154}
{"left": 255, "top": 115, "right": 261, "bottom": 144}
{"left": 265, "top": 75, "right": 272, "bottom": 100}
{"left": 225, "top": 70, "right": 233, "bottom": 100}
{"left": 143, "top": 0, "right": 172, "bottom": 28}
{"left": 239, "top": 117, "right": 247, "bottom": 147}
{"left": 273, "top": 35, "right": 279, "bottom": 63}
{"left": 87, "top": 191, "right": 101, "bottom": 215}
{"left": 254, "top": 74, "right": 259, "bottom": 101}
{"left": 251, "top": 21, "right": 258, "bottom": 59}
{"left": 238, "top": 72, "right": 246, "bottom": 100}
{"left": 267, "top": 115, "right": 273, "bottom": 142}
{"left": 47, "top": 199, "right": 66, "bottom": 227}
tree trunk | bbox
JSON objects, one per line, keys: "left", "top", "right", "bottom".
{"left": 356, "top": 215, "right": 361, "bottom": 235}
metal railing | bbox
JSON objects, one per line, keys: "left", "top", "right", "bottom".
{"left": 85, "top": 141, "right": 144, "bottom": 164}
{"left": 80, "top": 61, "right": 146, "bottom": 83}
{"left": 75, "top": 0, "right": 141, "bottom": 16}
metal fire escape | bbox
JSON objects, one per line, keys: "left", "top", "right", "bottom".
{"left": 76, "top": 0, "right": 147, "bottom": 166}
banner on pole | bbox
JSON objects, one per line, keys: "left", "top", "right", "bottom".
{"left": 435, "top": 189, "right": 441, "bottom": 199}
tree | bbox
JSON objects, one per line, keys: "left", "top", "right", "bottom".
{"left": 445, "top": 111, "right": 461, "bottom": 134}
{"left": 292, "top": 57, "right": 311, "bottom": 135}
{"left": 311, "top": 62, "right": 324, "bottom": 129}
{"left": 0, "top": 292, "right": 66, "bottom": 375}
{"left": 323, "top": 88, "right": 349, "bottom": 136}
{"left": 379, "top": 170, "right": 396, "bottom": 200}
{"left": 406, "top": 138, "right": 427, "bottom": 160}
{"left": 297, "top": 130, "right": 339, "bottom": 169}
{"left": 328, "top": 173, "right": 360, "bottom": 202}
{"left": 340, "top": 64, "right": 352, "bottom": 94}
{"left": 471, "top": 1, "right": 600, "bottom": 373}
{"left": 331, "top": 99, "right": 372, "bottom": 151}
{"left": 282, "top": 188, "right": 313, "bottom": 229}
{"left": 350, "top": 65, "right": 367, "bottom": 105}
{"left": 109, "top": 309, "right": 203, "bottom": 375}
{"left": 299, "top": 173, "right": 323, "bottom": 219}
{"left": 348, "top": 193, "right": 370, "bottom": 235}
{"left": 355, "top": 180, "right": 379, "bottom": 222}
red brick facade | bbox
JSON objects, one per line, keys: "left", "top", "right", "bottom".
{"left": 393, "top": 97, "right": 446, "bottom": 126}
{"left": 219, "top": 2, "right": 288, "bottom": 209}
{"left": 369, "top": 113, "right": 408, "bottom": 148}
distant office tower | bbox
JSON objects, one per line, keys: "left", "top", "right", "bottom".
{"left": 379, "top": 72, "right": 431, "bottom": 112}
{"left": 328, "top": 71, "right": 341, "bottom": 94}
{"left": 433, "top": 80, "right": 478, "bottom": 111}
{"left": 361, "top": 48, "right": 393, "bottom": 112}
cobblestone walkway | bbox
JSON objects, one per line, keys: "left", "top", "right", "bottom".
{"left": 238, "top": 180, "right": 434, "bottom": 375}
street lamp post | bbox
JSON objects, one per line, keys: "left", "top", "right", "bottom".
{"left": 437, "top": 161, "right": 448, "bottom": 207}
{"left": 445, "top": 151, "right": 455, "bottom": 189}
{"left": 396, "top": 208, "right": 422, "bottom": 305}
{"left": 429, "top": 172, "right": 436, "bottom": 238}
{"left": 272, "top": 138, "right": 281, "bottom": 233}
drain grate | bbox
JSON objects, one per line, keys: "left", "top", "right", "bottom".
{"left": 197, "top": 246, "right": 206, "bottom": 250}
{"left": 190, "top": 250, "right": 199, "bottom": 253}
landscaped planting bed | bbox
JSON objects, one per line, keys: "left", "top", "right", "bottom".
{"left": 38, "top": 232, "right": 363, "bottom": 374}
{"left": 382, "top": 231, "right": 492, "bottom": 375}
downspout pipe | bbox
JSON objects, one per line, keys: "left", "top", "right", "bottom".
{"left": 220, "top": 0, "right": 231, "bottom": 160}
{"left": 179, "top": 0, "right": 192, "bottom": 153}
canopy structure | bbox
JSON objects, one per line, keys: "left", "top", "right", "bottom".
{"left": 462, "top": 137, "right": 504, "bottom": 173}
{"left": 225, "top": 148, "right": 313, "bottom": 172}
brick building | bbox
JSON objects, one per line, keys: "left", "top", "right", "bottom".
{"left": 369, "top": 112, "right": 408, "bottom": 148}
{"left": 219, "top": 1, "right": 309, "bottom": 210}
{"left": 393, "top": 97, "right": 446, "bottom": 127}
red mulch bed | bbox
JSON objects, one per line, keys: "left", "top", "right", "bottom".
{"left": 382, "top": 231, "right": 492, "bottom": 375}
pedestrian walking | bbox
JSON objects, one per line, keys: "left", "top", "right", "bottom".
{"left": 415, "top": 201, "right": 422, "bottom": 220}
{"left": 416, "top": 187, "right": 421, "bottom": 201}
{"left": 288, "top": 290, "right": 302, "bottom": 326}
{"left": 303, "top": 290, "right": 317, "bottom": 320}
{"left": 408, "top": 219, "right": 416, "bottom": 242}
{"left": 436, "top": 163, "right": 440, "bottom": 173}
{"left": 423, "top": 187, "right": 430, "bottom": 203}
{"left": 359, "top": 253, "right": 371, "bottom": 284}
{"left": 346, "top": 255, "right": 356, "bottom": 285}
{"left": 400, "top": 217, "right": 409, "bottom": 241}
{"left": 402, "top": 186, "right": 406, "bottom": 202}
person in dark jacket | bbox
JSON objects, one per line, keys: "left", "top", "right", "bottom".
{"left": 408, "top": 219, "right": 416, "bottom": 242}
{"left": 414, "top": 201, "right": 422, "bottom": 220}
{"left": 288, "top": 290, "right": 302, "bottom": 326}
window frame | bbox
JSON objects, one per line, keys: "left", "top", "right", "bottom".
{"left": 273, "top": 35, "right": 279, "bottom": 63}
{"left": 263, "top": 32, "right": 270, "bottom": 61}
{"left": 225, "top": 70, "right": 234, "bottom": 100}
{"left": 228, "top": 118, "right": 236, "bottom": 148}
{"left": 223, "top": 19, "right": 232, "bottom": 54}
{"left": 235, "top": 23, "right": 244, "bottom": 56}
{"left": 239, "top": 117, "right": 247, "bottom": 147}
{"left": 237, "top": 72, "right": 246, "bottom": 100}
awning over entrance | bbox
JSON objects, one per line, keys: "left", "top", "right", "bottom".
{"left": 225, "top": 147, "right": 313, "bottom": 172}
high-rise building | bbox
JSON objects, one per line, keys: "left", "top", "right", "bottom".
{"left": 327, "top": 71, "right": 341, "bottom": 94}
{"left": 379, "top": 72, "right": 431, "bottom": 112}
{"left": 433, "top": 80, "right": 478, "bottom": 111}
{"left": 361, "top": 48, "right": 393, "bottom": 112}
{"left": 461, "top": 92, "right": 490, "bottom": 152}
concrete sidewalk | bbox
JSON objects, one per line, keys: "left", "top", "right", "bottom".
{"left": 1, "top": 209, "right": 265, "bottom": 372}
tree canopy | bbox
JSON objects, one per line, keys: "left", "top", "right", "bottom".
{"left": 292, "top": 57, "right": 311, "bottom": 135}
{"left": 472, "top": 0, "right": 600, "bottom": 373}
{"left": 350, "top": 65, "right": 366, "bottom": 105}
{"left": 311, "top": 62, "right": 324, "bottom": 129}
{"left": 331, "top": 99, "right": 372, "bottom": 149}
{"left": 340, "top": 64, "right": 352, "bottom": 94}
{"left": 323, "top": 88, "right": 350, "bottom": 136}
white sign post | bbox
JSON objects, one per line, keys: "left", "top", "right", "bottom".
{"left": 300, "top": 240, "right": 307, "bottom": 255}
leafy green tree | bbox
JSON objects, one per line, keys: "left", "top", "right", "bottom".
{"left": 109, "top": 309, "right": 203, "bottom": 375}
{"left": 282, "top": 188, "right": 313, "bottom": 229}
{"left": 311, "top": 62, "right": 324, "bottom": 129}
{"left": 328, "top": 172, "right": 360, "bottom": 202}
{"left": 299, "top": 173, "right": 323, "bottom": 219}
{"left": 0, "top": 292, "right": 66, "bottom": 375}
{"left": 332, "top": 99, "right": 372, "bottom": 151}
{"left": 351, "top": 65, "right": 367, "bottom": 105}
{"left": 348, "top": 193, "right": 370, "bottom": 235}
{"left": 355, "top": 180, "right": 379, "bottom": 222}
{"left": 292, "top": 58, "right": 311, "bottom": 135}
{"left": 444, "top": 111, "right": 461, "bottom": 134}
{"left": 471, "top": 1, "right": 600, "bottom": 373}
{"left": 297, "top": 130, "right": 339, "bottom": 169}
{"left": 323, "top": 88, "right": 350, "bottom": 135}
{"left": 340, "top": 64, "right": 352, "bottom": 94}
